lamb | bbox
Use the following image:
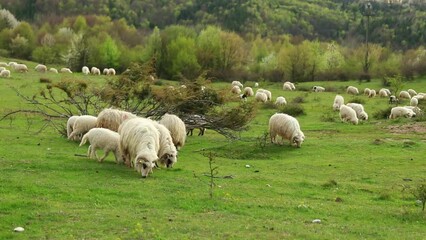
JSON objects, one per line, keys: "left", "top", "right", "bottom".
{"left": 243, "top": 87, "right": 254, "bottom": 97}
{"left": 346, "top": 103, "right": 368, "bottom": 120}
{"left": 231, "top": 80, "right": 243, "bottom": 88}
{"left": 158, "top": 113, "right": 186, "bottom": 150}
{"left": 378, "top": 88, "right": 389, "bottom": 97}
{"left": 346, "top": 86, "right": 359, "bottom": 95}
{"left": 35, "top": 64, "right": 47, "bottom": 73}
{"left": 408, "top": 89, "right": 417, "bottom": 97}
{"left": 313, "top": 86, "right": 325, "bottom": 92}
{"left": 363, "top": 88, "right": 371, "bottom": 96}
{"left": 96, "top": 108, "right": 137, "bottom": 132}
{"left": 231, "top": 85, "right": 241, "bottom": 94}
{"left": 399, "top": 90, "right": 411, "bottom": 99}
{"left": 368, "top": 89, "right": 376, "bottom": 98}
{"left": 118, "top": 117, "right": 160, "bottom": 177}
{"left": 60, "top": 68, "right": 72, "bottom": 73}
{"left": 68, "top": 115, "right": 98, "bottom": 140}
{"left": 389, "top": 106, "right": 416, "bottom": 119}
{"left": 12, "top": 63, "right": 28, "bottom": 73}
{"left": 339, "top": 105, "right": 359, "bottom": 125}
{"left": 79, "top": 128, "right": 122, "bottom": 163}
{"left": 275, "top": 96, "right": 287, "bottom": 106}
{"left": 107, "top": 68, "right": 116, "bottom": 75}
{"left": 82, "top": 66, "right": 90, "bottom": 75}
{"left": 0, "top": 69, "right": 11, "bottom": 78}
{"left": 255, "top": 91, "right": 268, "bottom": 103}
{"left": 389, "top": 95, "right": 399, "bottom": 104}
{"left": 333, "top": 95, "right": 344, "bottom": 111}
{"left": 49, "top": 68, "right": 58, "bottom": 74}
{"left": 410, "top": 97, "right": 418, "bottom": 107}
{"left": 151, "top": 121, "right": 178, "bottom": 168}
{"left": 67, "top": 115, "right": 80, "bottom": 140}
{"left": 269, "top": 113, "right": 305, "bottom": 148}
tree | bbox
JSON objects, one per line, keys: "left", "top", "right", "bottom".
{"left": 167, "top": 36, "right": 200, "bottom": 79}
{"left": 99, "top": 35, "right": 121, "bottom": 69}
{"left": 218, "top": 31, "right": 246, "bottom": 71}
{"left": 141, "top": 26, "right": 162, "bottom": 71}
{"left": 73, "top": 15, "right": 88, "bottom": 33}
{"left": 196, "top": 26, "right": 222, "bottom": 70}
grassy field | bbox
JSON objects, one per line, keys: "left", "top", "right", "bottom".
{"left": 1, "top": 60, "right": 426, "bottom": 239}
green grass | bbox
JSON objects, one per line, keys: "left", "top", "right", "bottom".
{"left": 1, "top": 60, "right": 426, "bottom": 239}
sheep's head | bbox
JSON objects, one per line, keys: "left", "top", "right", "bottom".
{"left": 406, "top": 111, "right": 416, "bottom": 118}
{"left": 359, "top": 111, "right": 368, "bottom": 121}
{"left": 292, "top": 132, "right": 305, "bottom": 148}
{"left": 161, "top": 153, "right": 177, "bottom": 168}
{"left": 136, "top": 153, "right": 158, "bottom": 178}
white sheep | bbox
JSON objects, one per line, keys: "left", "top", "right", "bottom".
{"left": 346, "top": 86, "right": 359, "bottom": 95}
{"left": 410, "top": 97, "right": 418, "bottom": 107}
{"left": 363, "top": 88, "right": 371, "bottom": 96}
{"left": 403, "top": 106, "right": 422, "bottom": 115}
{"left": 66, "top": 116, "right": 80, "bottom": 141}
{"left": 13, "top": 63, "right": 28, "bottom": 73}
{"left": 8, "top": 62, "right": 17, "bottom": 67}
{"left": 408, "top": 89, "right": 417, "bottom": 97}
{"left": 368, "top": 89, "right": 376, "bottom": 98}
{"left": 49, "top": 68, "right": 58, "bottom": 74}
{"left": 263, "top": 89, "right": 272, "bottom": 101}
{"left": 333, "top": 95, "right": 344, "bottom": 111}
{"left": 284, "top": 81, "right": 296, "bottom": 90}
{"left": 399, "top": 90, "right": 411, "bottom": 99}
{"left": 255, "top": 91, "right": 268, "bottom": 103}
{"left": 231, "top": 80, "right": 243, "bottom": 88}
{"left": 275, "top": 96, "right": 287, "bottom": 106}
{"left": 0, "top": 62, "right": 8, "bottom": 67}
{"left": 243, "top": 87, "right": 254, "bottom": 97}
{"left": 103, "top": 68, "right": 109, "bottom": 75}
{"left": 313, "top": 86, "right": 325, "bottom": 92}
{"left": 79, "top": 128, "right": 122, "bottom": 163}
{"left": 34, "top": 64, "right": 47, "bottom": 73}
{"left": 91, "top": 67, "right": 100, "bottom": 75}
{"left": 118, "top": 117, "right": 160, "bottom": 177}
{"left": 107, "top": 68, "right": 116, "bottom": 75}
{"left": 378, "top": 88, "right": 389, "bottom": 97}
{"left": 269, "top": 113, "right": 305, "bottom": 148}
{"left": 60, "top": 68, "right": 72, "bottom": 73}
{"left": 231, "top": 85, "right": 241, "bottom": 94}
{"left": 389, "top": 106, "right": 416, "bottom": 119}
{"left": 0, "top": 69, "right": 11, "bottom": 78}
{"left": 82, "top": 66, "right": 90, "bottom": 75}
{"left": 283, "top": 82, "right": 294, "bottom": 91}
{"left": 346, "top": 103, "right": 368, "bottom": 121}
{"left": 254, "top": 82, "right": 259, "bottom": 88}
{"left": 158, "top": 113, "right": 187, "bottom": 150}
{"left": 151, "top": 121, "right": 178, "bottom": 168}
{"left": 68, "top": 115, "right": 97, "bottom": 140}
{"left": 96, "top": 108, "right": 137, "bottom": 132}
{"left": 339, "top": 105, "right": 359, "bottom": 125}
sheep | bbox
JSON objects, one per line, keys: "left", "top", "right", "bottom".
{"left": 346, "top": 103, "right": 368, "bottom": 121}
{"left": 0, "top": 69, "right": 11, "bottom": 78}
{"left": 255, "top": 91, "right": 268, "bottom": 103}
{"left": 378, "top": 88, "right": 389, "bottom": 97}
{"left": 243, "top": 87, "right": 254, "bottom": 97}
{"left": 313, "top": 86, "right": 325, "bottom": 92}
{"left": 34, "top": 64, "right": 47, "bottom": 73}
{"left": 413, "top": 95, "right": 424, "bottom": 100}
{"left": 67, "top": 116, "right": 80, "bottom": 140}
{"left": 96, "top": 108, "right": 137, "bottom": 132}
{"left": 91, "top": 67, "right": 101, "bottom": 75}
{"left": 333, "top": 95, "right": 344, "bottom": 111}
{"left": 368, "top": 89, "right": 376, "bottom": 98}
{"left": 49, "top": 68, "right": 58, "bottom": 74}
{"left": 231, "top": 80, "right": 243, "bottom": 88}
{"left": 82, "top": 66, "right": 90, "bottom": 75}
{"left": 399, "top": 90, "right": 411, "bottom": 99}
{"left": 410, "top": 97, "right": 418, "bottom": 107}
{"left": 254, "top": 82, "right": 259, "bottom": 88}
{"left": 408, "top": 89, "right": 417, "bottom": 97}
{"left": 107, "top": 68, "right": 116, "bottom": 75}
{"left": 284, "top": 81, "right": 296, "bottom": 90}
{"left": 363, "top": 88, "right": 371, "bottom": 96}
{"left": 8, "top": 62, "right": 17, "bottom": 67}
{"left": 269, "top": 113, "right": 305, "bottom": 148}
{"left": 151, "top": 121, "right": 178, "bottom": 168}
{"left": 68, "top": 115, "right": 98, "bottom": 140}
{"left": 103, "top": 68, "right": 109, "bottom": 75}
{"left": 339, "top": 105, "right": 359, "bottom": 125}
{"left": 79, "top": 128, "right": 122, "bottom": 163}
{"left": 389, "top": 95, "right": 399, "bottom": 104}
{"left": 0, "top": 62, "right": 8, "bottom": 67}
{"left": 275, "top": 96, "right": 287, "bottom": 106}
{"left": 403, "top": 106, "right": 422, "bottom": 115}
{"left": 263, "top": 89, "right": 272, "bottom": 101}
{"left": 389, "top": 106, "right": 416, "bottom": 119}
{"left": 184, "top": 114, "right": 207, "bottom": 136}
{"left": 60, "top": 68, "right": 72, "bottom": 73}
{"left": 346, "top": 86, "right": 359, "bottom": 95}
{"left": 118, "top": 117, "right": 160, "bottom": 177}
{"left": 158, "top": 113, "right": 186, "bottom": 150}
{"left": 231, "top": 85, "right": 241, "bottom": 94}
{"left": 283, "top": 82, "right": 295, "bottom": 91}
{"left": 12, "top": 63, "right": 28, "bottom": 73}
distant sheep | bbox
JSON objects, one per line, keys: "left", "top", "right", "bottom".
{"left": 67, "top": 116, "right": 80, "bottom": 141}
{"left": 79, "top": 128, "right": 122, "bottom": 163}
{"left": 346, "top": 103, "right": 368, "bottom": 121}
{"left": 378, "top": 88, "right": 389, "bottom": 97}
{"left": 254, "top": 82, "right": 259, "bottom": 88}
{"left": 339, "top": 105, "right": 359, "bottom": 125}
{"left": 410, "top": 97, "right": 418, "bottom": 107}
{"left": 346, "top": 86, "right": 359, "bottom": 95}
{"left": 60, "top": 68, "right": 72, "bottom": 73}
{"left": 403, "top": 106, "right": 422, "bottom": 115}
{"left": 255, "top": 91, "right": 268, "bottom": 103}
{"left": 363, "top": 88, "right": 371, "bottom": 96}
{"left": 0, "top": 62, "right": 8, "bottom": 67}
{"left": 151, "top": 121, "right": 178, "bottom": 168}
{"left": 283, "top": 82, "right": 295, "bottom": 91}
{"left": 82, "top": 66, "right": 90, "bottom": 75}
{"left": 118, "top": 117, "right": 160, "bottom": 177}
{"left": 68, "top": 115, "right": 97, "bottom": 140}
{"left": 231, "top": 80, "right": 243, "bottom": 88}
{"left": 269, "top": 113, "right": 305, "bottom": 148}
{"left": 107, "top": 68, "right": 116, "bottom": 75}
{"left": 103, "top": 68, "right": 109, "bottom": 75}
{"left": 313, "top": 86, "right": 325, "bottom": 92}
{"left": 35, "top": 64, "right": 47, "bottom": 73}
{"left": 0, "top": 69, "right": 11, "bottom": 78}
{"left": 263, "top": 89, "right": 272, "bottom": 101}
{"left": 243, "top": 87, "right": 254, "bottom": 97}
{"left": 399, "top": 90, "right": 411, "bottom": 99}
{"left": 12, "top": 63, "right": 28, "bottom": 73}
{"left": 368, "top": 89, "right": 376, "bottom": 98}
{"left": 96, "top": 108, "right": 137, "bottom": 132}
{"left": 49, "top": 68, "right": 58, "bottom": 74}
{"left": 231, "top": 85, "right": 241, "bottom": 94}
{"left": 159, "top": 113, "right": 187, "bottom": 150}
{"left": 333, "top": 95, "right": 344, "bottom": 111}
{"left": 275, "top": 96, "right": 287, "bottom": 106}
{"left": 408, "top": 89, "right": 417, "bottom": 97}
{"left": 91, "top": 67, "right": 101, "bottom": 75}
{"left": 284, "top": 81, "right": 296, "bottom": 90}
{"left": 389, "top": 95, "right": 399, "bottom": 104}
{"left": 389, "top": 106, "right": 416, "bottom": 119}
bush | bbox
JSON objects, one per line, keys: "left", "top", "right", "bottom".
{"left": 373, "top": 106, "right": 392, "bottom": 119}
{"left": 291, "top": 96, "right": 306, "bottom": 104}
{"left": 277, "top": 103, "right": 305, "bottom": 116}
{"left": 347, "top": 97, "right": 365, "bottom": 104}
{"left": 39, "top": 78, "right": 52, "bottom": 83}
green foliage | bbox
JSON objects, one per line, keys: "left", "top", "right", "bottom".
{"left": 73, "top": 15, "right": 88, "bottom": 33}
{"left": 99, "top": 35, "right": 121, "bottom": 69}
{"left": 197, "top": 26, "right": 222, "bottom": 70}
{"left": 373, "top": 106, "right": 392, "bottom": 120}
{"left": 277, "top": 103, "right": 305, "bottom": 117}
{"left": 9, "top": 34, "right": 31, "bottom": 59}
{"left": 62, "top": 33, "right": 89, "bottom": 71}
{"left": 32, "top": 46, "right": 58, "bottom": 64}
{"left": 167, "top": 36, "right": 200, "bottom": 79}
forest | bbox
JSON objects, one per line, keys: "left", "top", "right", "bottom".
{"left": 1, "top": 0, "right": 426, "bottom": 82}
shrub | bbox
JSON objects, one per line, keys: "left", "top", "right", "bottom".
{"left": 373, "top": 106, "right": 392, "bottom": 119}
{"left": 277, "top": 103, "right": 305, "bottom": 116}
{"left": 347, "top": 97, "right": 365, "bottom": 104}
{"left": 39, "top": 78, "right": 51, "bottom": 83}
{"left": 291, "top": 96, "right": 305, "bottom": 104}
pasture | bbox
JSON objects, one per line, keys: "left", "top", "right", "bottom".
{"left": 1, "top": 60, "right": 426, "bottom": 239}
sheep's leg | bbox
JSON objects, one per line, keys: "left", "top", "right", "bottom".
{"left": 87, "top": 145, "right": 92, "bottom": 158}
{"left": 99, "top": 149, "right": 110, "bottom": 162}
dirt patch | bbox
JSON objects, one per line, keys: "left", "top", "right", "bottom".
{"left": 387, "top": 122, "right": 426, "bottom": 134}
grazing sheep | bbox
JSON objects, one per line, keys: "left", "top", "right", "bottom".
{"left": 339, "top": 105, "right": 359, "bottom": 125}
{"left": 408, "top": 89, "right": 417, "bottom": 97}
{"left": 346, "top": 86, "right": 359, "bottom": 95}
{"left": 255, "top": 91, "right": 268, "bottom": 103}
{"left": 35, "top": 64, "right": 47, "bottom": 73}
{"left": 8, "top": 62, "right": 17, "bottom": 67}
{"left": 12, "top": 63, "right": 28, "bottom": 73}
{"left": 158, "top": 113, "right": 186, "bottom": 150}
{"left": 231, "top": 85, "right": 241, "bottom": 94}
{"left": 0, "top": 67, "right": 5, "bottom": 72}
{"left": 0, "top": 69, "right": 11, "bottom": 78}
{"left": 60, "top": 68, "right": 72, "bottom": 73}
{"left": 243, "top": 87, "right": 254, "bottom": 97}
{"left": 82, "top": 66, "right": 90, "bottom": 75}
{"left": 151, "top": 121, "right": 178, "bottom": 168}
{"left": 389, "top": 106, "right": 416, "bottom": 119}
{"left": 231, "top": 80, "right": 243, "bottom": 88}
{"left": 79, "top": 128, "right": 122, "bottom": 163}
{"left": 68, "top": 115, "right": 98, "bottom": 140}
{"left": 410, "top": 97, "right": 418, "bottom": 107}
{"left": 269, "top": 113, "right": 305, "bottom": 148}
{"left": 399, "top": 90, "right": 411, "bottom": 99}
{"left": 0, "top": 62, "right": 8, "bottom": 67}
{"left": 403, "top": 106, "right": 422, "bottom": 115}
{"left": 254, "top": 82, "right": 259, "bottom": 88}
{"left": 262, "top": 89, "right": 272, "bottom": 101}
{"left": 313, "top": 86, "right": 325, "bottom": 92}
{"left": 67, "top": 116, "right": 80, "bottom": 140}
{"left": 283, "top": 82, "right": 294, "bottom": 91}
{"left": 389, "top": 95, "right": 399, "bottom": 104}
{"left": 368, "top": 89, "right": 376, "bottom": 98}
{"left": 363, "top": 88, "right": 371, "bottom": 96}
{"left": 96, "top": 108, "right": 137, "bottom": 132}
{"left": 49, "top": 68, "right": 58, "bottom": 74}
{"left": 103, "top": 68, "right": 109, "bottom": 75}
{"left": 333, "top": 95, "right": 344, "bottom": 111}
{"left": 91, "top": 67, "right": 100, "bottom": 75}
{"left": 346, "top": 103, "right": 368, "bottom": 121}
{"left": 284, "top": 81, "right": 296, "bottom": 90}
{"left": 413, "top": 95, "right": 424, "bottom": 100}
{"left": 378, "top": 88, "right": 389, "bottom": 97}
{"left": 118, "top": 117, "right": 160, "bottom": 177}
{"left": 184, "top": 114, "right": 207, "bottom": 136}
{"left": 107, "top": 68, "right": 116, "bottom": 75}
{"left": 275, "top": 96, "right": 287, "bottom": 106}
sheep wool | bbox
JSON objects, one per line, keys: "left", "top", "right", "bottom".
{"left": 158, "top": 113, "right": 187, "bottom": 150}
{"left": 368, "top": 89, "right": 376, "bottom": 98}
{"left": 13, "top": 63, "right": 28, "bottom": 73}
{"left": 399, "top": 90, "right": 411, "bottom": 99}
{"left": 363, "top": 88, "right": 371, "bottom": 96}
{"left": 389, "top": 106, "right": 416, "bottom": 119}
{"left": 82, "top": 66, "right": 90, "bottom": 75}
{"left": 275, "top": 96, "right": 287, "bottom": 106}
{"left": 35, "top": 64, "right": 47, "bottom": 73}
{"left": 49, "top": 68, "right": 58, "bottom": 74}
{"left": 96, "top": 108, "right": 137, "bottom": 132}
{"left": 346, "top": 86, "right": 359, "bottom": 95}
{"left": 68, "top": 115, "right": 97, "bottom": 140}
{"left": 231, "top": 85, "right": 241, "bottom": 94}
{"left": 347, "top": 103, "right": 368, "bottom": 121}
{"left": 243, "top": 87, "right": 254, "bottom": 97}
{"left": 0, "top": 69, "right": 11, "bottom": 78}
{"left": 255, "top": 91, "right": 268, "bottom": 103}
{"left": 231, "top": 80, "right": 243, "bottom": 88}
{"left": 408, "top": 89, "right": 417, "bottom": 97}
{"left": 269, "top": 113, "right": 305, "bottom": 148}
{"left": 339, "top": 105, "right": 359, "bottom": 125}
{"left": 378, "top": 89, "right": 389, "bottom": 97}
{"left": 151, "top": 121, "right": 178, "bottom": 168}
{"left": 79, "top": 128, "right": 122, "bottom": 163}
{"left": 60, "top": 68, "right": 72, "bottom": 73}
{"left": 410, "top": 97, "right": 418, "bottom": 107}
{"left": 67, "top": 116, "right": 80, "bottom": 141}
{"left": 313, "top": 86, "right": 325, "bottom": 92}
{"left": 333, "top": 95, "right": 344, "bottom": 111}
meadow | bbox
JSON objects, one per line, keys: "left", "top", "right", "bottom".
{"left": 1, "top": 60, "right": 426, "bottom": 239}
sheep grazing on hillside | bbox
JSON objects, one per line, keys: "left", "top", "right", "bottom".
{"left": 333, "top": 95, "right": 344, "bottom": 111}
{"left": 0, "top": 69, "right": 11, "bottom": 78}
{"left": 231, "top": 85, "right": 241, "bottom": 94}
{"left": 82, "top": 66, "right": 90, "bottom": 75}
{"left": 410, "top": 97, "right": 418, "bottom": 107}
{"left": 60, "top": 68, "right": 72, "bottom": 73}
{"left": 408, "top": 89, "right": 417, "bottom": 97}
{"left": 106, "top": 68, "right": 116, "bottom": 75}
{"left": 283, "top": 82, "right": 295, "bottom": 91}
{"left": 35, "top": 64, "right": 47, "bottom": 73}
{"left": 284, "top": 81, "right": 296, "bottom": 90}
{"left": 346, "top": 86, "right": 359, "bottom": 95}
{"left": 68, "top": 115, "right": 97, "bottom": 140}
{"left": 313, "top": 86, "right": 325, "bottom": 92}
{"left": 96, "top": 108, "right": 137, "bottom": 132}
{"left": 159, "top": 113, "right": 187, "bottom": 150}
{"left": 363, "top": 88, "right": 371, "bottom": 96}
{"left": 403, "top": 106, "right": 422, "bottom": 115}
{"left": 67, "top": 116, "right": 80, "bottom": 141}
{"left": 389, "top": 106, "right": 416, "bottom": 119}
{"left": 399, "top": 90, "right": 411, "bottom": 99}
{"left": 346, "top": 103, "right": 368, "bottom": 121}
{"left": 368, "top": 89, "right": 376, "bottom": 98}
{"left": 0, "top": 62, "right": 8, "bottom": 67}
{"left": 91, "top": 67, "right": 101, "bottom": 75}
{"left": 275, "top": 96, "right": 287, "bottom": 106}
{"left": 151, "top": 121, "right": 178, "bottom": 168}
{"left": 389, "top": 95, "right": 399, "bottom": 104}
{"left": 231, "top": 80, "right": 243, "bottom": 88}
{"left": 378, "top": 88, "right": 389, "bottom": 97}
{"left": 118, "top": 117, "right": 160, "bottom": 177}
{"left": 79, "top": 128, "right": 122, "bottom": 163}
{"left": 269, "top": 113, "right": 305, "bottom": 148}
{"left": 243, "top": 87, "right": 254, "bottom": 97}
{"left": 12, "top": 63, "right": 28, "bottom": 73}
{"left": 255, "top": 91, "right": 268, "bottom": 103}
{"left": 339, "top": 105, "right": 359, "bottom": 125}
{"left": 49, "top": 68, "right": 58, "bottom": 74}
